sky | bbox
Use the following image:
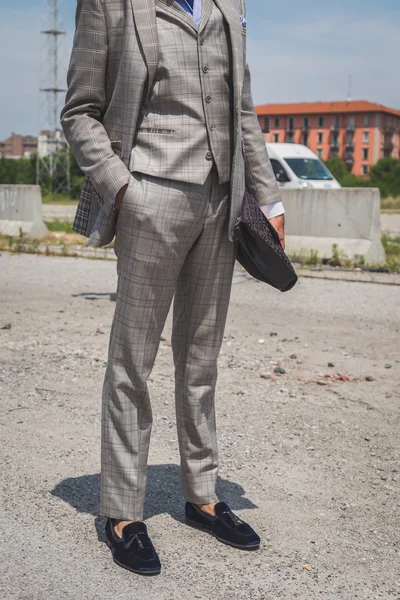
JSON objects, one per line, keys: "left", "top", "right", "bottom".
{"left": 0, "top": 0, "right": 399, "bottom": 139}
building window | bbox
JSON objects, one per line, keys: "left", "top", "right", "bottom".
{"left": 304, "top": 117, "right": 309, "bottom": 128}
{"left": 274, "top": 133, "right": 279, "bottom": 143}
{"left": 318, "top": 117, "right": 324, "bottom": 127}
{"left": 363, "top": 148, "right": 369, "bottom": 160}
{"left": 317, "top": 132, "right": 323, "bottom": 144}
{"left": 333, "top": 115, "right": 340, "bottom": 128}
{"left": 364, "top": 115, "right": 370, "bottom": 126}
{"left": 289, "top": 117, "right": 294, "bottom": 130}
{"left": 363, "top": 131, "right": 370, "bottom": 143}
{"left": 302, "top": 132, "right": 308, "bottom": 146}
{"left": 317, "top": 148, "right": 323, "bottom": 159}
{"left": 348, "top": 115, "right": 355, "bottom": 129}
{"left": 261, "top": 117, "right": 270, "bottom": 133}
{"left": 362, "top": 164, "right": 369, "bottom": 176}
{"left": 274, "top": 117, "right": 280, "bottom": 128}
{"left": 287, "top": 132, "right": 294, "bottom": 143}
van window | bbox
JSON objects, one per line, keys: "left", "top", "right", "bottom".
{"left": 270, "top": 159, "right": 290, "bottom": 182}
{"left": 284, "top": 158, "right": 333, "bottom": 181}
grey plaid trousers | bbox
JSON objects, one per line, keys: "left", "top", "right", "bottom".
{"left": 100, "top": 169, "right": 236, "bottom": 521}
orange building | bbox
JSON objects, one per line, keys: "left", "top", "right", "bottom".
{"left": 255, "top": 100, "right": 400, "bottom": 177}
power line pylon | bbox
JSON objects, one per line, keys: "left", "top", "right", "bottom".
{"left": 37, "top": 0, "right": 70, "bottom": 198}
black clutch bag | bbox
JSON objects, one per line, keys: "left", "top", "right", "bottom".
{"left": 233, "top": 191, "right": 298, "bottom": 292}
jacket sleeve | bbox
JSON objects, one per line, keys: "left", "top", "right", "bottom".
{"left": 239, "top": 0, "right": 281, "bottom": 206}
{"left": 60, "top": 0, "right": 131, "bottom": 213}
{"left": 241, "top": 63, "right": 282, "bottom": 207}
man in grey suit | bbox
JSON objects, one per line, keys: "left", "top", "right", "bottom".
{"left": 61, "top": 0, "right": 285, "bottom": 575}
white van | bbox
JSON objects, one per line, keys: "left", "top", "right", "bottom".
{"left": 266, "top": 143, "right": 341, "bottom": 189}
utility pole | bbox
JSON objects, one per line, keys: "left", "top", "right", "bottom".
{"left": 37, "top": 0, "right": 70, "bottom": 198}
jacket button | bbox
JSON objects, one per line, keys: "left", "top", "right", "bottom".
{"left": 203, "top": 65, "right": 210, "bottom": 73}
{"left": 206, "top": 95, "right": 212, "bottom": 103}
{"left": 205, "top": 151, "right": 213, "bottom": 161}
{"left": 199, "top": 37, "right": 205, "bottom": 45}
{"left": 209, "top": 123, "right": 216, "bottom": 131}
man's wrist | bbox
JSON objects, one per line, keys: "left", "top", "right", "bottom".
{"left": 268, "top": 213, "right": 285, "bottom": 249}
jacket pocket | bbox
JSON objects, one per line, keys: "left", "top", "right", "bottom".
{"left": 138, "top": 128, "right": 176, "bottom": 136}
{"left": 111, "top": 139, "right": 122, "bottom": 157}
{"left": 93, "top": 187, "right": 105, "bottom": 208}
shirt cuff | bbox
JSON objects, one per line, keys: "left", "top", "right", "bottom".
{"left": 260, "top": 201, "right": 285, "bottom": 220}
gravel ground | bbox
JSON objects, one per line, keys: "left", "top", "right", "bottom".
{"left": 0, "top": 253, "right": 399, "bottom": 600}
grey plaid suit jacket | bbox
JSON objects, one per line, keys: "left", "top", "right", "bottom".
{"left": 61, "top": 0, "right": 281, "bottom": 247}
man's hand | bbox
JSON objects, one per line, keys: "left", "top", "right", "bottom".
{"left": 269, "top": 214, "right": 285, "bottom": 249}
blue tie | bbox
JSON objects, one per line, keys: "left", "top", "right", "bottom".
{"left": 181, "top": 0, "right": 194, "bottom": 13}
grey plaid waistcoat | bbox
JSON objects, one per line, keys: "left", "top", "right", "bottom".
{"left": 130, "top": 0, "right": 234, "bottom": 185}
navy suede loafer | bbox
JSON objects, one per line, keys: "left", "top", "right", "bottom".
{"left": 185, "top": 502, "right": 260, "bottom": 550}
{"left": 105, "top": 518, "right": 161, "bottom": 575}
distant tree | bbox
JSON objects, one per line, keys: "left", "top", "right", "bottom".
{"left": 370, "top": 158, "right": 400, "bottom": 198}
{"left": 69, "top": 149, "right": 84, "bottom": 199}
{"left": 324, "top": 157, "right": 349, "bottom": 181}
{"left": 0, "top": 155, "right": 35, "bottom": 185}
{"left": 324, "top": 157, "right": 368, "bottom": 188}
{"left": 35, "top": 147, "right": 83, "bottom": 198}
{"left": 70, "top": 175, "right": 84, "bottom": 198}
{"left": 0, "top": 148, "right": 85, "bottom": 199}
{"left": 69, "top": 148, "right": 83, "bottom": 178}
{"left": 0, "top": 157, "right": 19, "bottom": 184}
{"left": 15, "top": 154, "right": 36, "bottom": 184}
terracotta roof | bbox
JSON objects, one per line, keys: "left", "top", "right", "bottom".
{"left": 255, "top": 100, "right": 400, "bottom": 118}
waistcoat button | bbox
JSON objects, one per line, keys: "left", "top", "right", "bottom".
{"left": 205, "top": 151, "right": 213, "bottom": 161}
{"left": 206, "top": 95, "right": 212, "bottom": 103}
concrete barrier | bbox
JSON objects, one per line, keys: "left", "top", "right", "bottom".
{"left": 281, "top": 187, "right": 385, "bottom": 264}
{"left": 0, "top": 185, "right": 48, "bottom": 239}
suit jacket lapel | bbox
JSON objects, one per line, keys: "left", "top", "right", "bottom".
{"left": 198, "top": 0, "right": 213, "bottom": 32}
{"left": 158, "top": 0, "right": 198, "bottom": 32}
{"left": 213, "top": 0, "right": 244, "bottom": 105}
{"left": 129, "top": 0, "right": 159, "bottom": 94}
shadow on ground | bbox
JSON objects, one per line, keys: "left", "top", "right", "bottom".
{"left": 71, "top": 292, "right": 117, "bottom": 302}
{"left": 51, "top": 464, "right": 257, "bottom": 542}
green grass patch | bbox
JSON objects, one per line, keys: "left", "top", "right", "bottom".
{"left": 290, "top": 239, "right": 400, "bottom": 273}
{"left": 45, "top": 220, "right": 74, "bottom": 233}
{"left": 290, "top": 245, "right": 355, "bottom": 269}
{"left": 42, "top": 194, "right": 78, "bottom": 205}
{"left": 381, "top": 196, "right": 400, "bottom": 212}
{"left": 381, "top": 235, "right": 400, "bottom": 272}
{"left": 2, "top": 230, "right": 399, "bottom": 273}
